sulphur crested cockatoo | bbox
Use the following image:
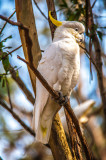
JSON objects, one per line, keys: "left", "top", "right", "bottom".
{"left": 32, "top": 12, "right": 85, "bottom": 144}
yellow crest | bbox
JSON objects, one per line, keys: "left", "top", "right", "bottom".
{"left": 49, "top": 11, "right": 62, "bottom": 27}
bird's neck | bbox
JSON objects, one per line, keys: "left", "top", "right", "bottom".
{"left": 53, "top": 29, "right": 76, "bottom": 42}
{"left": 53, "top": 34, "right": 76, "bottom": 42}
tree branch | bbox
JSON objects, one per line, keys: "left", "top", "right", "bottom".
{"left": 9, "top": 66, "right": 35, "bottom": 105}
{"left": 46, "top": 0, "right": 57, "bottom": 39}
{"left": 88, "top": 0, "right": 106, "bottom": 116}
{"left": 0, "top": 10, "right": 16, "bottom": 34}
{"left": 80, "top": 45, "right": 100, "bottom": 75}
{"left": 0, "top": 12, "right": 40, "bottom": 96}
{"left": 0, "top": 99, "right": 35, "bottom": 136}
{"left": 17, "top": 55, "right": 92, "bottom": 160}
{"left": 0, "top": 15, "right": 28, "bottom": 30}
{"left": 33, "top": 0, "right": 48, "bottom": 20}
{"left": 0, "top": 15, "right": 35, "bottom": 66}
{"left": 15, "top": 0, "right": 41, "bottom": 95}
{"left": 64, "top": 109, "right": 83, "bottom": 160}
{"left": 2, "top": 45, "right": 22, "bottom": 60}
{"left": 91, "top": 0, "right": 97, "bottom": 8}
{"left": 17, "top": 55, "right": 58, "bottom": 98}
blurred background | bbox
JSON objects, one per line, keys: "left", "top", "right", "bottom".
{"left": 0, "top": 0, "right": 106, "bottom": 159}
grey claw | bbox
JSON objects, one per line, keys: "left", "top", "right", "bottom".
{"left": 63, "top": 95, "right": 69, "bottom": 104}
{"left": 57, "top": 91, "right": 69, "bottom": 106}
{"left": 51, "top": 91, "right": 69, "bottom": 106}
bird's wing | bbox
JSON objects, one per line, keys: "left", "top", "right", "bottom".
{"left": 33, "top": 42, "right": 62, "bottom": 131}
{"left": 38, "top": 41, "right": 63, "bottom": 88}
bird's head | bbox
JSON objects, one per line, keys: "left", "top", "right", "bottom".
{"left": 49, "top": 11, "right": 85, "bottom": 44}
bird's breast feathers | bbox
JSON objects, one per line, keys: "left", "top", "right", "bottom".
{"left": 38, "top": 38, "right": 80, "bottom": 93}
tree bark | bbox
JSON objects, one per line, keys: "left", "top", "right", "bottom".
{"left": 87, "top": 0, "right": 106, "bottom": 118}
{"left": 15, "top": 0, "right": 41, "bottom": 95}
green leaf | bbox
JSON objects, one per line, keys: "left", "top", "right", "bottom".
{"left": 16, "top": 70, "right": 19, "bottom": 77}
{"left": 2, "top": 78, "right": 6, "bottom": 87}
{"left": 14, "top": 66, "right": 17, "bottom": 68}
{"left": 93, "top": 24, "right": 98, "bottom": 30}
{"left": 2, "top": 56, "right": 10, "bottom": 72}
{"left": 3, "top": 46, "right": 12, "bottom": 49}
{"left": 1, "top": 35, "right": 12, "bottom": 43}
{"left": 0, "top": 75, "right": 2, "bottom": 82}
{"left": 0, "top": 42, "right": 4, "bottom": 51}
{"left": 97, "top": 31, "right": 103, "bottom": 41}
{"left": 0, "top": 51, "right": 4, "bottom": 61}
{"left": 61, "top": 0, "right": 68, "bottom": 7}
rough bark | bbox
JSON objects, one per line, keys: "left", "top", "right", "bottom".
{"left": 65, "top": 109, "right": 83, "bottom": 160}
{"left": 87, "top": 0, "right": 106, "bottom": 118}
{"left": 49, "top": 114, "right": 72, "bottom": 160}
{"left": 15, "top": 0, "right": 41, "bottom": 95}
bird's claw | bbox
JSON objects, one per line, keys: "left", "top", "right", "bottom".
{"left": 56, "top": 91, "right": 69, "bottom": 106}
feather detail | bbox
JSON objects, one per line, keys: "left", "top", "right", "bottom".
{"left": 33, "top": 21, "right": 85, "bottom": 144}
{"left": 41, "top": 125, "right": 47, "bottom": 137}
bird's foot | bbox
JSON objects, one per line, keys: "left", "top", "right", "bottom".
{"left": 55, "top": 91, "right": 69, "bottom": 106}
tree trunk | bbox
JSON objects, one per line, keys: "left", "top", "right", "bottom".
{"left": 15, "top": 0, "right": 41, "bottom": 95}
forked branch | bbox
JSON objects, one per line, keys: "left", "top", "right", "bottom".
{"left": 0, "top": 99, "right": 35, "bottom": 136}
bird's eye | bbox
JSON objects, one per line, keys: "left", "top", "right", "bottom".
{"left": 75, "top": 28, "right": 78, "bottom": 31}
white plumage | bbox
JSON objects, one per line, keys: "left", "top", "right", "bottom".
{"left": 32, "top": 21, "right": 85, "bottom": 144}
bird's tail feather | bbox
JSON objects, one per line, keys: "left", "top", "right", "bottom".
{"left": 36, "top": 118, "right": 53, "bottom": 144}
{"left": 32, "top": 93, "right": 60, "bottom": 144}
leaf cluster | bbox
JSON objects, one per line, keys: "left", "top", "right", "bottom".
{"left": 0, "top": 34, "right": 19, "bottom": 88}
{"left": 58, "top": 0, "right": 103, "bottom": 41}
{"left": 59, "top": 0, "right": 85, "bottom": 22}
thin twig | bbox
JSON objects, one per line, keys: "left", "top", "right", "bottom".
{"left": 88, "top": 0, "right": 106, "bottom": 116}
{"left": 5, "top": 76, "right": 13, "bottom": 110}
{"left": 89, "top": 37, "right": 93, "bottom": 80}
{"left": 9, "top": 65, "right": 35, "bottom": 105}
{"left": 41, "top": 49, "right": 44, "bottom": 52}
{"left": 0, "top": 99, "right": 35, "bottom": 136}
{"left": 0, "top": 100, "right": 51, "bottom": 148}
{"left": 46, "top": 0, "right": 57, "bottom": 39}
{"left": 0, "top": 15, "right": 28, "bottom": 30}
{"left": 17, "top": 55, "right": 92, "bottom": 160}
{"left": 0, "top": 15, "right": 35, "bottom": 105}
{"left": 0, "top": 14, "right": 35, "bottom": 67}
{"left": 0, "top": 10, "right": 16, "bottom": 34}
{"left": 2, "top": 45, "right": 22, "bottom": 59}
{"left": 91, "top": 0, "right": 97, "bottom": 8}
{"left": 33, "top": 0, "right": 48, "bottom": 20}
{"left": 0, "top": 156, "right": 3, "bottom": 160}
{"left": 80, "top": 45, "right": 100, "bottom": 75}
{"left": 0, "top": 66, "right": 21, "bottom": 77}
{"left": 1, "top": 35, "right": 13, "bottom": 43}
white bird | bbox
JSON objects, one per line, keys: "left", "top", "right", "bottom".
{"left": 32, "top": 12, "right": 85, "bottom": 144}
